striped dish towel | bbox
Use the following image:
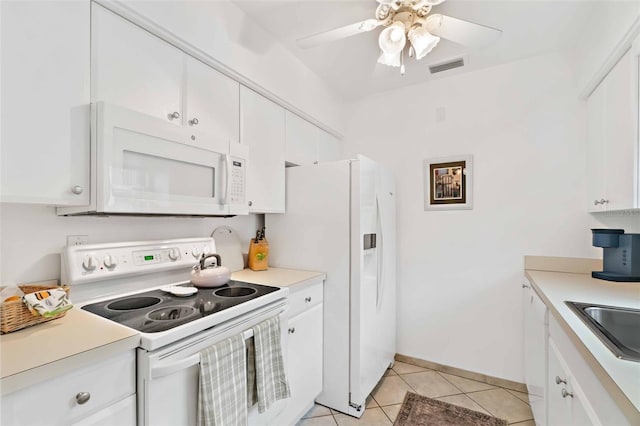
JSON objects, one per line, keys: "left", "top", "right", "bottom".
{"left": 252, "top": 316, "right": 290, "bottom": 413}
{"left": 198, "top": 334, "right": 247, "bottom": 426}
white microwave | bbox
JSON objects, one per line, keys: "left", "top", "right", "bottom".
{"left": 58, "top": 102, "right": 248, "bottom": 216}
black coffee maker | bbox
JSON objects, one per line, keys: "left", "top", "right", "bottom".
{"left": 591, "top": 229, "right": 640, "bottom": 282}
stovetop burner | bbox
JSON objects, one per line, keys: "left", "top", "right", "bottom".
{"left": 81, "top": 280, "right": 278, "bottom": 333}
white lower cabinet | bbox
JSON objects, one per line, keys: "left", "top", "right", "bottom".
{"left": 548, "top": 338, "right": 599, "bottom": 426}
{"left": 1, "top": 351, "right": 136, "bottom": 426}
{"left": 523, "top": 280, "right": 633, "bottom": 426}
{"left": 547, "top": 314, "right": 632, "bottom": 426}
{"left": 71, "top": 395, "right": 136, "bottom": 426}
{"left": 522, "top": 278, "right": 547, "bottom": 426}
{"left": 275, "top": 281, "right": 324, "bottom": 425}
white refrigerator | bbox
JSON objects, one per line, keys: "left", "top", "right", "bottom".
{"left": 266, "top": 155, "right": 396, "bottom": 418}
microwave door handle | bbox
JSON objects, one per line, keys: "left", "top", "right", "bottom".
{"left": 220, "top": 154, "right": 231, "bottom": 204}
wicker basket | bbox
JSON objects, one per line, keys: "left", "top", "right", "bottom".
{"left": 0, "top": 285, "right": 71, "bottom": 334}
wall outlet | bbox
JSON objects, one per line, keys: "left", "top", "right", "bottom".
{"left": 67, "top": 235, "right": 88, "bottom": 246}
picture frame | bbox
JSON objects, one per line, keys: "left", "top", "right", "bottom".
{"left": 423, "top": 155, "right": 473, "bottom": 211}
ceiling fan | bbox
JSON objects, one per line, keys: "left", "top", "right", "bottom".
{"left": 296, "top": 0, "right": 502, "bottom": 75}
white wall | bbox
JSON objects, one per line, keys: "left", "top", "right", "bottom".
{"left": 0, "top": 204, "right": 261, "bottom": 285}
{"left": 342, "top": 51, "right": 640, "bottom": 383}
{"left": 120, "top": 0, "right": 346, "bottom": 134}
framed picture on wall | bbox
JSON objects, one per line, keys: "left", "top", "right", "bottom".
{"left": 423, "top": 155, "right": 473, "bottom": 211}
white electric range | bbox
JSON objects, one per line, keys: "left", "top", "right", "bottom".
{"left": 62, "top": 237, "right": 289, "bottom": 425}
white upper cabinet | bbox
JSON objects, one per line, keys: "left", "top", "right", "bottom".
{"left": 317, "top": 129, "right": 344, "bottom": 163}
{"left": 184, "top": 56, "right": 240, "bottom": 144}
{"left": 586, "top": 49, "right": 638, "bottom": 211}
{"left": 92, "top": 5, "right": 241, "bottom": 155}
{"left": 285, "top": 111, "right": 343, "bottom": 166}
{"left": 91, "top": 4, "right": 184, "bottom": 124}
{"left": 1, "top": 0, "right": 90, "bottom": 205}
{"left": 586, "top": 78, "right": 607, "bottom": 210}
{"left": 285, "top": 111, "right": 318, "bottom": 166}
{"left": 240, "top": 86, "right": 285, "bottom": 213}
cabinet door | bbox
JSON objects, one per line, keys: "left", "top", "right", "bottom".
{"left": 586, "top": 78, "right": 607, "bottom": 212}
{"left": 0, "top": 351, "right": 135, "bottom": 426}
{"left": 185, "top": 56, "right": 240, "bottom": 145}
{"left": 317, "top": 129, "right": 343, "bottom": 163}
{"left": 285, "top": 111, "right": 318, "bottom": 166}
{"left": 1, "top": 0, "right": 90, "bottom": 205}
{"left": 603, "top": 50, "right": 635, "bottom": 210}
{"left": 281, "top": 303, "right": 323, "bottom": 425}
{"left": 72, "top": 395, "right": 136, "bottom": 426}
{"left": 240, "top": 87, "right": 285, "bottom": 213}
{"left": 522, "top": 281, "right": 547, "bottom": 426}
{"left": 548, "top": 338, "right": 598, "bottom": 426}
{"left": 91, "top": 4, "right": 183, "bottom": 124}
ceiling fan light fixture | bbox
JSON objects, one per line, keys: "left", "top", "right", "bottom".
{"left": 377, "top": 51, "right": 402, "bottom": 67}
{"left": 408, "top": 26, "right": 440, "bottom": 60}
{"left": 378, "top": 21, "right": 406, "bottom": 55}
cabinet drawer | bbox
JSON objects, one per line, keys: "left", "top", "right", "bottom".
{"left": 288, "top": 280, "right": 323, "bottom": 317}
{"left": 1, "top": 351, "right": 135, "bottom": 426}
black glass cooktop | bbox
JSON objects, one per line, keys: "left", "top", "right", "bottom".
{"left": 81, "top": 280, "right": 278, "bottom": 333}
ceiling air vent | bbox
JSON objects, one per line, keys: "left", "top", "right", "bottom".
{"left": 429, "top": 58, "right": 465, "bottom": 74}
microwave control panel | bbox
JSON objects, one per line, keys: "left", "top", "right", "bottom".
{"left": 229, "top": 157, "right": 246, "bottom": 204}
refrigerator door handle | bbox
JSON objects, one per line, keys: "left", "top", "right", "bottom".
{"left": 376, "top": 193, "right": 385, "bottom": 310}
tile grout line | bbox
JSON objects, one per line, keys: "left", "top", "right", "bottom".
{"left": 433, "top": 370, "right": 466, "bottom": 395}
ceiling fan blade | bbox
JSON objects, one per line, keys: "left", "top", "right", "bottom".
{"left": 425, "top": 14, "right": 502, "bottom": 48}
{"left": 297, "top": 19, "right": 384, "bottom": 49}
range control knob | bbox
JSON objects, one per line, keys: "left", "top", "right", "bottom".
{"left": 191, "top": 247, "right": 201, "bottom": 259}
{"left": 82, "top": 256, "right": 98, "bottom": 272}
{"left": 168, "top": 248, "right": 180, "bottom": 261}
{"left": 103, "top": 255, "right": 118, "bottom": 269}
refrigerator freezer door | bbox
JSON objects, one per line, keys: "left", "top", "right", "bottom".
{"left": 266, "top": 161, "right": 353, "bottom": 413}
{"left": 349, "top": 156, "right": 397, "bottom": 413}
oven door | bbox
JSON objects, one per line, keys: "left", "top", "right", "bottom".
{"left": 137, "top": 300, "right": 288, "bottom": 426}
{"left": 95, "top": 101, "right": 231, "bottom": 216}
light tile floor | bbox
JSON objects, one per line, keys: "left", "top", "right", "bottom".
{"left": 296, "top": 360, "right": 534, "bottom": 425}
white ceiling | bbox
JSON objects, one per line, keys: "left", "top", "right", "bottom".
{"left": 232, "top": 0, "right": 599, "bottom": 101}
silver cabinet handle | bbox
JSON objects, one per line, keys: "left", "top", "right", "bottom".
{"left": 555, "top": 376, "right": 567, "bottom": 385}
{"left": 305, "top": 296, "right": 312, "bottom": 303}
{"left": 189, "top": 117, "right": 199, "bottom": 126}
{"left": 71, "top": 185, "right": 83, "bottom": 195}
{"left": 594, "top": 199, "right": 600, "bottom": 205}
{"left": 561, "top": 388, "right": 573, "bottom": 398}
{"left": 288, "top": 327, "right": 295, "bottom": 334}
{"left": 248, "top": 201, "right": 253, "bottom": 207}
{"left": 75, "top": 392, "right": 91, "bottom": 405}
{"left": 600, "top": 198, "right": 609, "bottom": 205}
{"left": 168, "top": 111, "right": 180, "bottom": 120}
{"left": 522, "top": 283, "right": 530, "bottom": 289}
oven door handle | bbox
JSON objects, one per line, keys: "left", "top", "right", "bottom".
{"left": 150, "top": 328, "right": 255, "bottom": 379}
{"left": 151, "top": 354, "right": 201, "bottom": 379}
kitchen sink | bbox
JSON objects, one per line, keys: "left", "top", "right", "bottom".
{"left": 565, "top": 302, "right": 640, "bottom": 362}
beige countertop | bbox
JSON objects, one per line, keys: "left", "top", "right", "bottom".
{"left": 525, "top": 257, "right": 640, "bottom": 421}
{"left": 1, "top": 267, "right": 323, "bottom": 395}
{"left": 0, "top": 308, "right": 139, "bottom": 395}
{"left": 231, "top": 267, "right": 325, "bottom": 288}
